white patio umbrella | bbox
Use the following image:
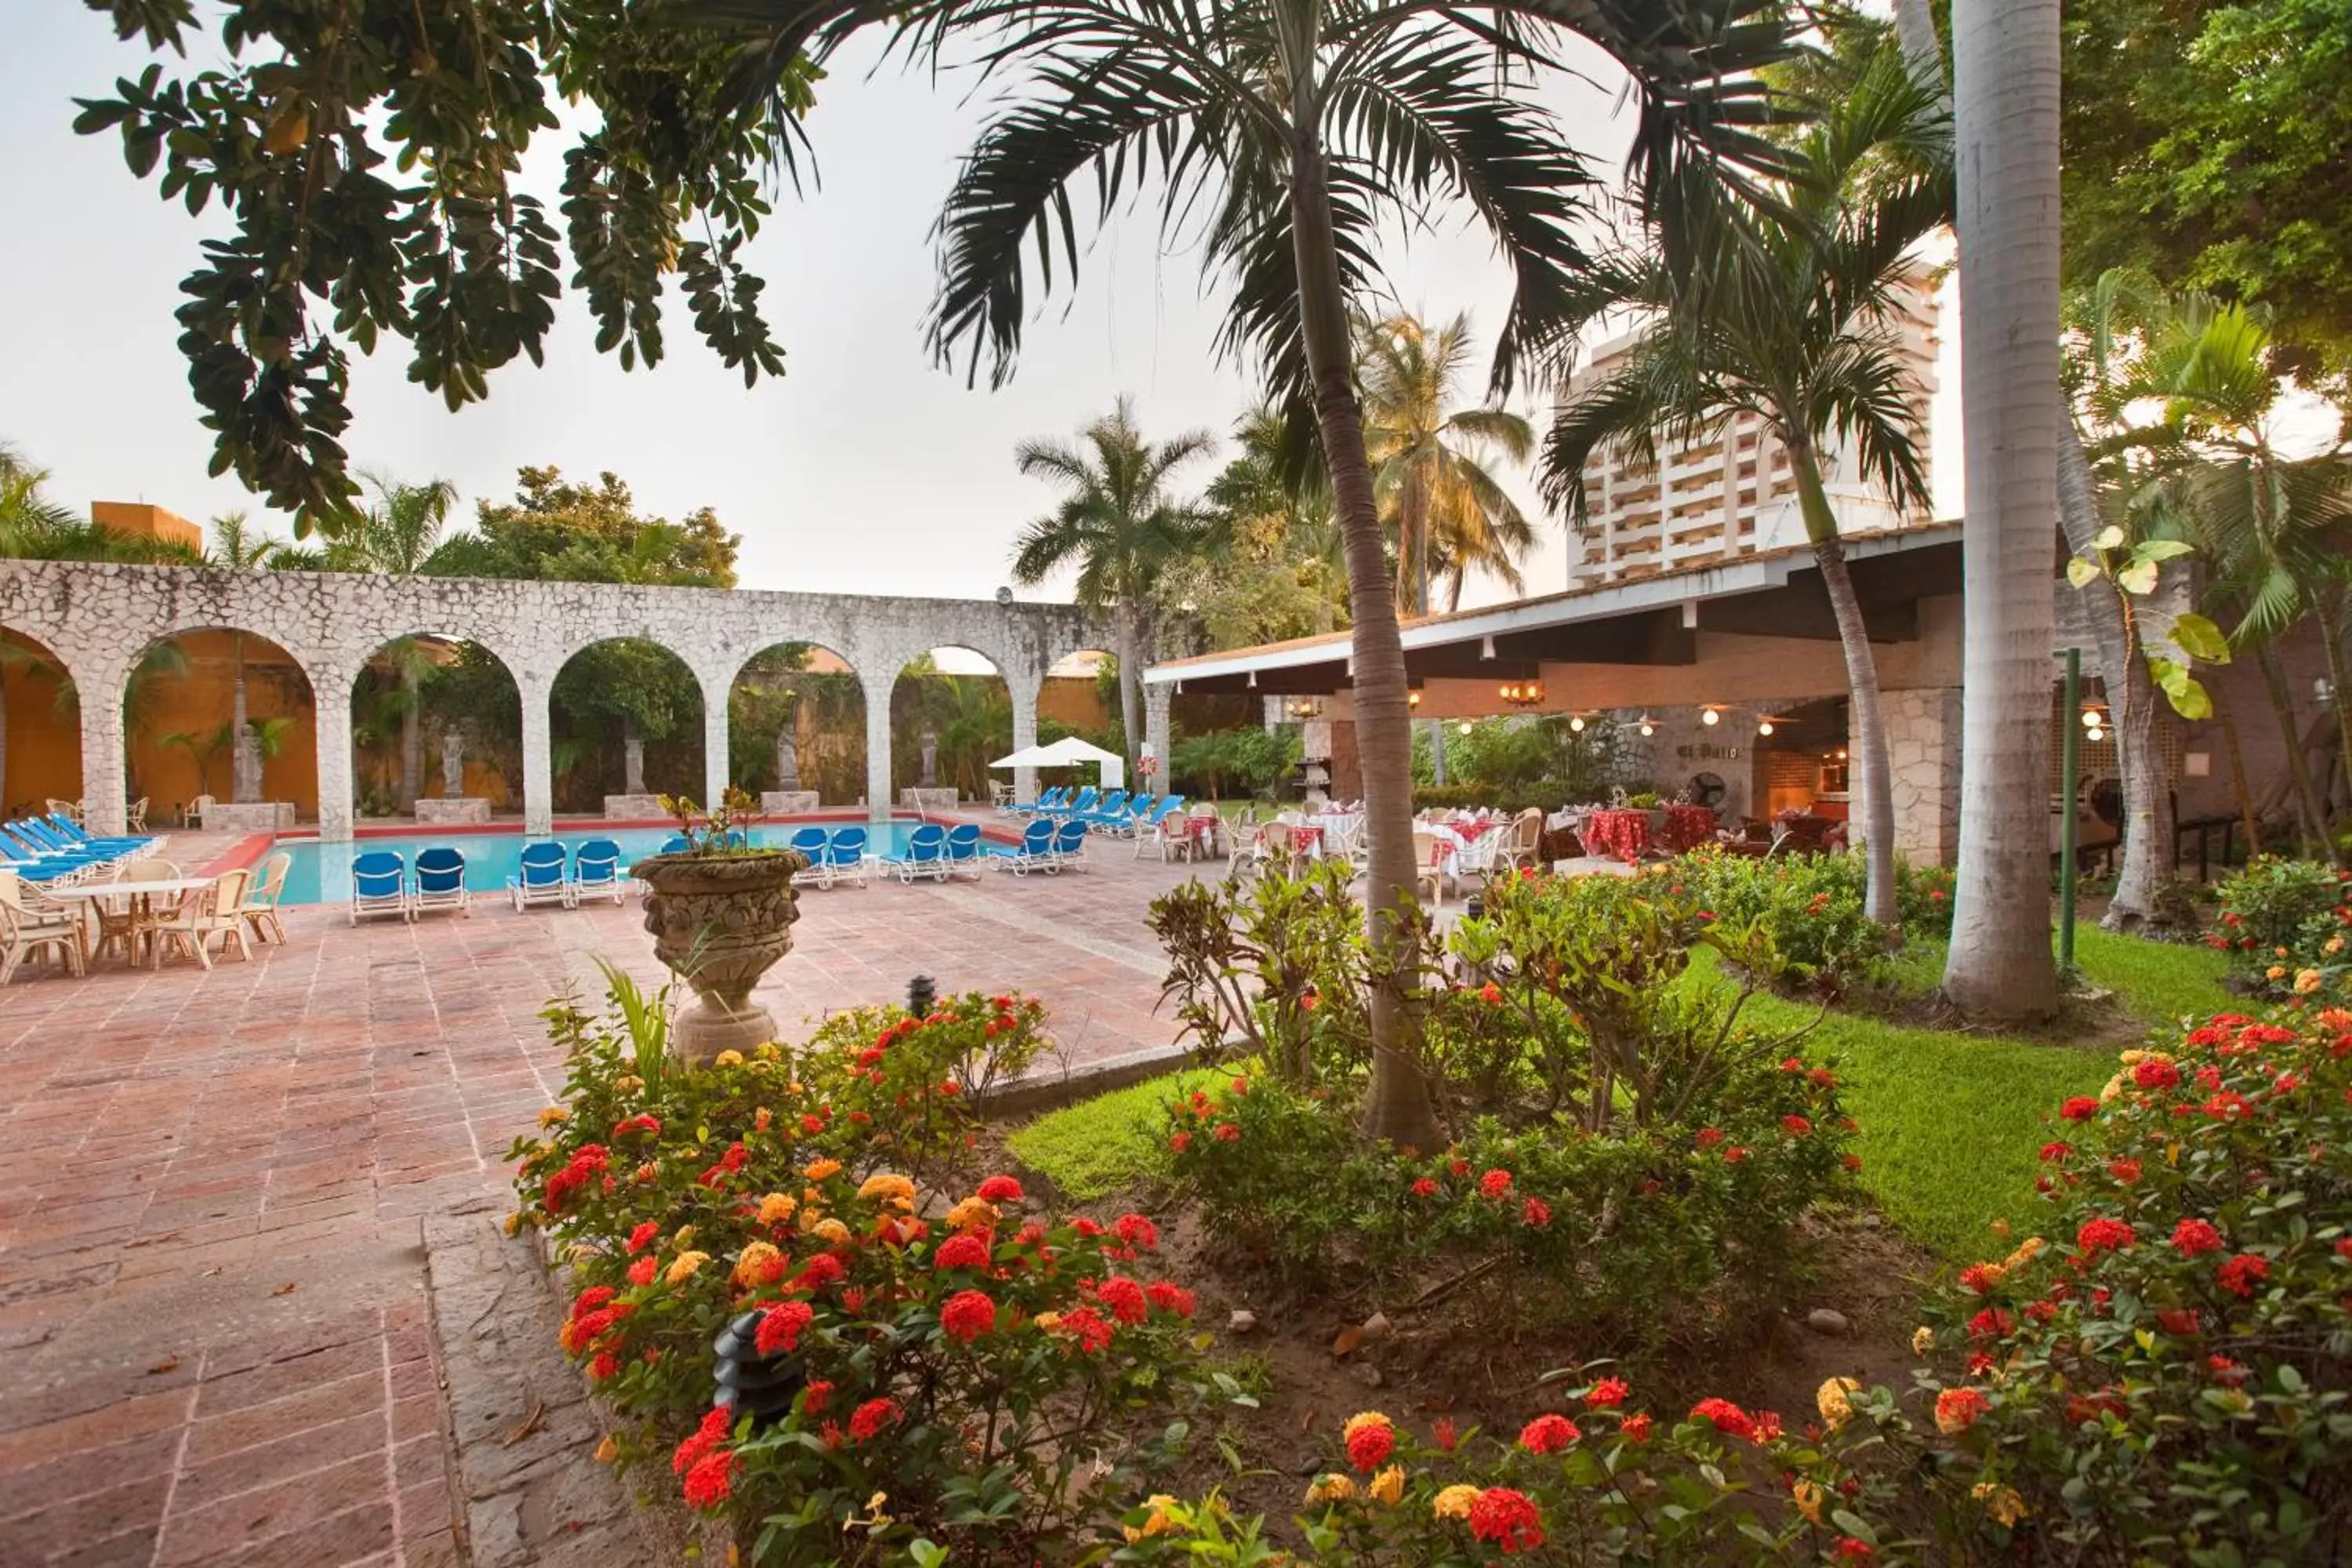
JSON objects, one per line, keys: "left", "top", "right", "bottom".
{"left": 989, "top": 735, "right": 1125, "bottom": 789}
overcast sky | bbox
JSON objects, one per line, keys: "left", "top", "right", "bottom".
{"left": 2, "top": 6, "right": 1959, "bottom": 628}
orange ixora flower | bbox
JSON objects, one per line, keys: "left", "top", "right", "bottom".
{"left": 1368, "top": 1466, "right": 1406, "bottom": 1506}
{"left": 1305, "top": 1473, "right": 1356, "bottom": 1504}
{"left": 665, "top": 1250, "right": 710, "bottom": 1285}
{"left": 804, "top": 1158, "right": 844, "bottom": 1181}
{"left": 858, "top": 1173, "right": 916, "bottom": 1210}
{"left": 1432, "top": 1484, "right": 1480, "bottom": 1521}
{"left": 946, "top": 1196, "right": 998, "bottom": 1233}
{"left": 731, "top": 1241, "right": 786, "bottom": 1290}
{"left": 757, "top": 1192, "right": 797, "bottom": 1226}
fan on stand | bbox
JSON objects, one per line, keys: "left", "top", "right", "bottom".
{"left": 1683, "top": 771, "right": 1728, "bottom": 808}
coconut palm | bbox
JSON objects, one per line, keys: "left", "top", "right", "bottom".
{"left": 341, "top": 476, "right": 463, "bottom": 808}
{"left": 1356, "top": 311, "right": 1536, "bottom": 616}
{"left": 696, "top": 0, "right": 1796, "bottom": 1148}
{"left": 1011, "top": 400, "right": 1216, "bottom": 771}
{"left": 1938, "top": 0, "right": 2064, "bottom": 1015}
{"left": 1189, "top": 405, "right": 1348, "bottom": 639}
{"left": 1542, "top": 45, "right": 1948, "bottom": 926}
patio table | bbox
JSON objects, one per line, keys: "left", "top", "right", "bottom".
{"left": 1661, "top": 804, "right": 1719, "bottom": 854}
{"left": 46, "top": 877, "right": 216, "bottom": 967}
{"left": 1582, "top": 808, "right": 1653, "bottom": 864}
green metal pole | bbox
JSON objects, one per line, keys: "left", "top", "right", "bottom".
{"left": 2060, "top": 646, "right": 2080, "bottom": 972}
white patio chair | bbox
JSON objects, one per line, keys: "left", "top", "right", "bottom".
{"left": 0, "top": 895, "right": 85, "bottom": 985}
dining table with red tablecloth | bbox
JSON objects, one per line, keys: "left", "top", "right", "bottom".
{"left": 1581, "top": 808, "right": 1653, "bottom": 863}
{"left": 1660, "top": 804, "right": 1720, "bottom": 854}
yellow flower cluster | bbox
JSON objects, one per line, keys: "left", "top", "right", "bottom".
{"left": 1123, "top": 1495, "right": 1182, "bottom": 1542}
{"left": 1305, "top": 1474, "right": 1356, "bottom": 1504}
{"left": 1912, "top": 1326, "right": 1936, "bottom": 1356}
{"left": 1432, "top": 1484, "right": 1480, "bottom": 1521}
{"left": 757, "top": 1192, "right": 798, "bottom": 1226}
{"left": 1816, "top": 1377, "right": 1861, "bottom": 1430}
{"left": 1792, "top": 1479, "right": 1826, "bottom": 1525}
{"left": 2296, "top": 968, "right": 2324, "bottom": 995}
{"left": 713, "top": 1050, "right": 746, "bottom": 1068}
{"left": 1367, "top": 1467, "right": 1405, "bottom": 1506}
{"left": 666, "top": 1250, "right": 710, "bottom": 1285}
{"left": 732, "top": 1240, "right": 783, "bottom": 1289}
{"left": 811, "top": 1218, "right": 851, "bottom": 1245}
{"left": 1972, "top": 1481, "right": 2029, "bottom": 1526}
{"left": 858, "top": 1172, "right": 917, "bottom": 1210}
{"left": 538, "top": 1106, "right": 570, "bottom": 1127}
{"left": 1342, "top": 1411, "right": 1392, "bottom": 1443}
{"left": 804, "top": 1158, "right": 844, "bottom": 1181}
{"left": 946, "top": 1197, "right": 998, "bottom": 1234}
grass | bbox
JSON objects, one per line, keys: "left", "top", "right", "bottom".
{"left": 1011, "top": 930, "right": 2238, "bottom": 1265}
{"left": 1004, "top": 1068, "right": 1219, "bottom": 1201}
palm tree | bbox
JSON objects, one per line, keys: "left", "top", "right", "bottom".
{"left": 1194, "top": 405, "right": 1348, "bottom": 637}
{"left": 1011, "top": 400, "right": 1216, "bottom": 771}
{"left": 1542, "top": 45, "right": 1948, "bottom": 927}
{"left": 1356, "top": 311, "right": 1536, "bottom": 616}
{"left": 344, "top": 475, "right": 462, "bottom": 808}
{"left": 1939, "top": 0, "right": 2064, "bottom": 1016}
{"left": 699, "top": 0, "right": 1795, "bottom": 1149}
{"left": 205, "top": 511, "right": 286, "bottom": 803}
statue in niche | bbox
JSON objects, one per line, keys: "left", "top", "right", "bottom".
{"left": 441, "top": 728, "right": 465, "bottom": 797}
{"left": 775, "top": 717, "right": 800, "bottom": 791}
{"left": 623, "top": 733, "right": 647, "bottom": 795}
{"left": 920, "top": 730, "right": 939, "bottom": 789}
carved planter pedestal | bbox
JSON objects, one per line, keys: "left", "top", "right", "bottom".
{"left": 630, "top": 849, "right": 806, "bottom": 1067}
{"left": 415, "top": 797, "right": 492, "bottom": 826}
{"left": 760, "top": 790, "right": 820, "bottom": 816}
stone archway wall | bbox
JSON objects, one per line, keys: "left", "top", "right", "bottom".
{"left": 0, "top": 561, "right": 1104, "bottom": 838}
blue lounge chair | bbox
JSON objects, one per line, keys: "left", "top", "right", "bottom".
{"left": 991, "top": 818, "right": 1058, "bottom": 876}
{"left": 1001, "top": 786, "right": 1054, "bottom": 815}
{"left": 44, "top": 815, "right": 150, "bottom": 855}
{"left": 1048, "top": 819, "right": 1090, "bottom": 873}
{"left": 944, "top": 822, "right": 985, "bottom": 880}
{"left": 350, "top": 850, "right": 408, "bottom": 924}
{"left": 1043, "top": 786, "right": 1099, "bottom": 820}
{"left": 787, "top": 826, "right": 832, "bottom": 889}
{"left": 508, "top": 840, "right": 571, "bottom": 911}
{"left": 824, "top": 826, "right": 869, "bottom": 889}
{"left": 571, "top": 838, "right": 625, "bottom": 906}
{"left": 882, "top": 822, "right": 949, "bottom": 884}
{"left": 1088, "top": 792, "right": 1150, "bottom": 836}
{"left": 411, "top": 846, "right": 471, "bottom": 919}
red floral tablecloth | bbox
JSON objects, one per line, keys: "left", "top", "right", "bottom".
{"left": 1584, "top": 808, "right": 1651, "bottom": 863}
{"left": 1661, "top": 804, "right": 1719, "bottom": 854}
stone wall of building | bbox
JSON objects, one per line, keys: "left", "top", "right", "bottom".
{"left": 0, "top": 560, "right": 1104, "bottom": 839}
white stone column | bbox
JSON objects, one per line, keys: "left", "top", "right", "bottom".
{"left": 862, "top": 670, "right": 896, "bottom": 815}
{"left": 520, "top": 675, "right": 554, "bottom": 837}
{"left": 313, "top": 662, "right": 356, "bottom": 843}
{"left": 1145, "top": 681, "right": 1173, "bottom": 797}
{"left": 700, "top": 668, "right": 733, "bottom": 811}
{"left": 1010, "top": 677, "right": 1040, "bottom": 807}
{"left": 1872, "top": 687, "right": 1962, "bottom": 868}
{"left": 79, "top": 656, "right": 129, "bottom": 837}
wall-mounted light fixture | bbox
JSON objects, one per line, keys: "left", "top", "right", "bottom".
{"left": 1699, "top": 705, "right": 1722, "bottom": 727}
{"left": 1284, "top": 696, "right": 1324, "bottom": 720}
{"left": 1634, "top": 713, "right": 1657, "bottom": 738}
{"left": 1498, "top": 680, "right": 1545, "bottom": 708}
{"left": 1756, "top": 713, "right": 1788, "bottom": 738}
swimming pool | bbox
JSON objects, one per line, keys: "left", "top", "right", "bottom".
{"left": 264, "top": 820, "right": 938, "bottom": 906}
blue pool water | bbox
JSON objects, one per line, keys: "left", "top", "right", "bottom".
{"left": 267, "top": 820, "right": 935, "bottom": 906}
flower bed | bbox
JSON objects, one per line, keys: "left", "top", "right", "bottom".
{"left": 2209, "top": 855, "right": 2352, "bottom": 991}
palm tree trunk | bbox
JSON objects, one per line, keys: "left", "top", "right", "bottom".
{"left": 401, "top": 661, "right": 423, "bottom": 808}
{"left": 2255, "top": 641, "right": 2333, "bottom": 853}
{"left": 1428, "top": 719, "right": 1447, "bottom": 787}
{"left": 1792, "top": 448, "right": 1896, "bottom": 924}
{"left": 2211, "top": 675, "right": 2263, "bottom": 856}
{"left": 1291, "top": 120, "right": 1439, "bottom": 1151}
{"left": 1942, "top": 0, "right": 2062, "bottom": 1017}
{"left": 1116, "top": 597, "right": 1145, "bottom": 775}
{"left": 2056, "top": 419, "right": 2177, "bottom": 928}
{"left": 2310, "top": 593, "right": 2352, "bottom": 832}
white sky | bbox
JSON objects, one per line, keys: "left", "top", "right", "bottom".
{"left": 0, "top": 7, "right": 1963, "bottom": 631}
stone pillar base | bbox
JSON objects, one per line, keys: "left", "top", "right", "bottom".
{"left": 203, "top": 801, "right": 297, "bottom": 832}
{"left": 414, "top": 797, "right": 492, "bottom": 826}
{"left": 603, "top": 793, "right": 670, "bottom": 819}
{"left": 899, "top": 788, "right": 958, "bottom": 813}
{"left": 760, "top": 790, "right": 821, "bottom": 816}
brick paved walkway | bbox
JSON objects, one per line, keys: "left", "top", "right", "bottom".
{"left": 0, "top": 839, "right": 1207, "bottom": 1566}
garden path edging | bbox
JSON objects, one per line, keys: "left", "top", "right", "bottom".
{"left": 423, "top": 1201, "right": 673, "bottom": 1567}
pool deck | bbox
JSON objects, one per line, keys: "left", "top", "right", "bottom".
{"left": 0, "top": 816, "right": 1210, "bottom": 1566}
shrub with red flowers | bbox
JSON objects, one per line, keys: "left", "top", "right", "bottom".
{"left": 1903, "top": 1001, "right": 2352, "bottom": 1559}
{"left": 510, "top": 988, "right": 1216, "bottom": 1565}
{"left": 2210, "top": 855, "right": 2351, "bottom": 989}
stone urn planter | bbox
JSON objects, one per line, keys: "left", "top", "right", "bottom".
{"left": 630, "top": 848, "right": 808, "bottom": 1067}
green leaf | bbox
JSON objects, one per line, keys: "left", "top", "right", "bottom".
{"left": 2171, "top": 612, "right": 2232, "bottom": 664}
{"left": 2133, "top": 538, "right": 2195, "bottom": 564}
{"left": 2117, "top": 559, "right": 2161, "bottom": 595}
{"left": 2168, "top": 676, "right": 2214, "bottom": 720}
{"left": 2093, "top": 524, "right": 2127, "bottom": 550}
{"left": 2067, "top": 556, "right": 2103, "bottom": 588}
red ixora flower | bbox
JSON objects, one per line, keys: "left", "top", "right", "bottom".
{"left": 1521, "top": 1196, "right": 1552, "bottom": 1229}
{"left": 2171, "top": 1218, "right": 2224, "bottom": 1257}
{"left": 1213, "top": 1122, "right": 1241, "bottom": 1143}
{"left": 1934, "top": 1387, "right": 1991, "bottom": 1434}
{"left": 627, "top": 1255, "right": 657, "bottom": 1288}
{"left": 932, "top": 1232, "right": 993, "bottom": 1271}
{"left": 2107, "top": 1158, "right": 2143, "bottom": 1185}
{"left": 1145, "top": 1279, "right": 1196, "bottom": 1317}
{"left": 2075, "top": 1218, "right": 2135, "bottom": 1254}
{"left": 626, "top": 1221, "right": 660, "bottom": 1255}
{"left": 1467, "top": 1488, "right": 1545, "bottom": 1555}
{"left": 755, "top": 1301, "right": 815, "bottom": 1356}
{"left": 1586, "top": 1376, "right": 1629, "bottom": 1409}
{"left": 939, "top": 1288, "right": 997, "bottom": 1343}
{"left": 1518, "top": 1414, "right": 1581, "bottom": 1454}
{"left": 1621, "top": 1411, "right": 1654, "bottom": 1443}
{"left": 1690, "top": 1397, "right": 1755, "bottom": 1441}
{"left": 1479, "top": 1169, "right": 1514, "bottom": 1200}
{"left": 1834, "top": 1538, "right": 1875, "bottom": 1563}
{"left": 1958, "top": 1263, "right": 2003, "bottom": 1296}
{"left": 1058, "top": 1304, "right": 1116, "bottom": 1353}
{"left": 1694, "top": 1127, "right": 1726, "bottom": 1149}
{"left": 1115, "top": 1213, "right": 1160, "bottom": 1251}
{"left": 1094, "top": 1276, "right": 1150, "bottom": 1326}
{"left": 801, "top": 1378, "right": 833, "bottom": 1413}
{"left": 2132, "top": 1058, "right": 2181, "bottom": 1091}
{"left": 976, "top": 1174, "right": 1024, "bottom": 1203}
{"left": 1168, "top": 1131, "right": 1192, "bottom": 1153}
{"left": 1410, "top": 1177, "right": 1439, "bottom": 1198}
{"left": 2060, "top": 1097, "right": 2101, "bottom": 1121}
{"left": 2217, "top": 1253, "right": 2270, "bottom": 1298}
{"left": 2038, "top": 1141, "right": 2074, "bottom": 1163}
{"left": 672, "top": 1407, "right": 731, "bottom": 1476}
{"left": 681, "top": 1447, "right": 736, "bottom": 1510}
{"left": 848, "top": 1397, "right": 901, "bottom": 1443}
{"left": 1781, "top": 1114, "right": 1814, "bottom": 1136}
{"left": 1344, "top": 1414, "right": 1396, "bottom": 1472}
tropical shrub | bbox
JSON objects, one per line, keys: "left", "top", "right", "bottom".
{"left": 511, "top": 989, "right": 1214, "bottom": 1564}
{"left": 1897, "top": 859, "right": 1957, "bottom": 938}
{"left": 2209, "top": 855, "right": 2351, "bottom": 989}
{"left": 1685, "top": 848, "right": 1891, "bottom": 997}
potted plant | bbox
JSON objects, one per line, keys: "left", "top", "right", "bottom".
{"left": 630, "top": 788, "right": 806, "bottom": 1067}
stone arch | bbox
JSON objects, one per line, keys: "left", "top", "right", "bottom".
{"left": 1, "top": 626, "right": 82, "bottom": 817}
{"left": 348, "top": 629, "right": 525, "bottom": 819}
{"left": 550, "top": 637, "right": 706, "bottom": 815}
{"left": 889, "top": 646, "right": 1014, "bottom": 804}
{"left": 725, "top": 638, "right": 866, "bottom": 810}
{"left": 122, "top": 622, "right": 321, "bottom": 826}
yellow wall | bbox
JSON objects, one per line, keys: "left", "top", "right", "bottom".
{"left": 91, "top": 501, "right": 203, "bottom": 552}
{"left": 2, "top": 633, "right": 81, "bottom": 814}
{"left": 1038, "top": 675, "right": 1113, "bottom": 732}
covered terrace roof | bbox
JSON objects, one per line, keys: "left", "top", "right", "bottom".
{"left": 1145, "top": 523, "right": 1963, "bottom": 695}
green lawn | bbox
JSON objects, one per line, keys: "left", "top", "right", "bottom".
{"left": 1011, "top": 930, "right": 2236, "bottom": 1265}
